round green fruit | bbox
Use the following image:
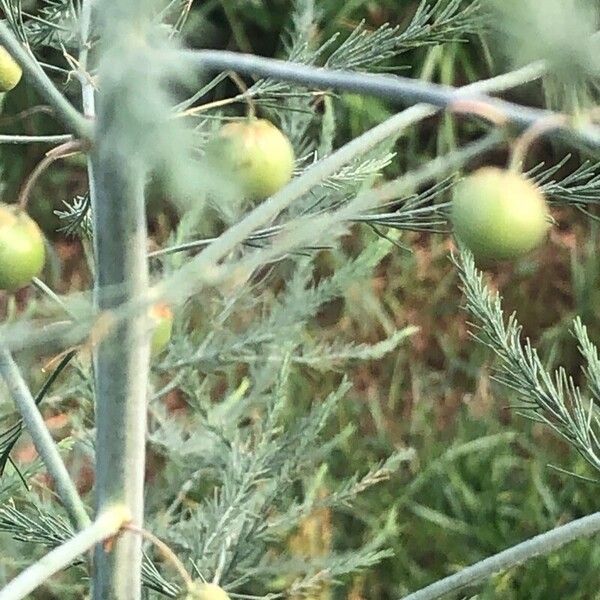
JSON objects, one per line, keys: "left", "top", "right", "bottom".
{"left": 185, "top": 582, "right": 230, "bottom": 600}
{"left": 0, "top": 204, "right": 45, "bottom": 291}
{"left": 149, "top": 303, "right": 173, "bottom": 356}
{"left": 209, "top": 118, "right": 295, "bottom": 201}
{"left": 451, "top": 167, "right": 550, "bottom": 261}
{"left": 0, "top": 46, "right": 22, "bottom": 92}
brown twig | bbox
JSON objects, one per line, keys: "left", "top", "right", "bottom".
{"left": 509, "top": 114, "right": 569, "bottom": 172}
{"left": 447, "top": 98, "right": 510, "bottom": 128}
{"left": 123, "top": 523, "right": 194, "bottom": 590}
{"left": 0, "top": 105, "right": 54, "bottom": 126}
{"left": 227, "top": 70, "right": 255, "bottom": 118}
{"left": 17, "top": 139, "right": 88, "bottom": 210}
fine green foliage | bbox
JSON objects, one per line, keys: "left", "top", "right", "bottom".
{"left": 455, "top": 247, "right": 600, "bottom": 476}
{"left": 2, "top": 0, "right": 600, "bottom": 599}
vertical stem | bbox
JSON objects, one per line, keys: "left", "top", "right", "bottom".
{"left": 79, "top": 2, "right": 150, "bottom": 599}
{"left": 90, "top": 129, "right": 149, "bottom": 599}
{"left": 89, "top": 127, "right": 149, "bottom": 599}
{"left": 78, "top": 0, "right": 97, "bottom": 279}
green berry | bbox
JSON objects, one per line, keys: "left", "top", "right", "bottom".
{"left": 209, "top": 118, "right": 295, "bottom": 201}
{"left": 149, "top": 303, "right": 173, "bottom": 356}
{"left": 0, "top": 204, "right": 45, "bottom": 292}
{"left": 0, "top": 46, "right": 22, "bottom": 92}
{"left": 451, "top": 167, "right": 550, "bottom": 261}
{"left": 184, "top": 582, "right": 230, "bottom": 600}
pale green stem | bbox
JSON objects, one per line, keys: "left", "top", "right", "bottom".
{"left": 0, "top": 22, "right": 90, "bottom": 139}
{"left": 400, "top": 511, "right": 600, "bottom": 600}
{"left": 0, "top": 349, "right": 90, "bottom": 529}
{"left": 0, "top": 134, "right": 73, "bottom": 144}
{"left": 181, "top": 50, "right": 600, "bottom": 146}
{"left": 86, "top": 2, "right": 150, "bottom": 599}
{"left": 0, "top": 506, "right": 129, "bottom": 600}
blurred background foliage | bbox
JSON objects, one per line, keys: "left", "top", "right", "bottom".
{"left": 1, "top": 1, "right": 600, "bottom": 599}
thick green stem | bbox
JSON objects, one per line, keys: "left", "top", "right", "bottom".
{"left": 88, "top": 95, "right": 149, "bottom": 600}
{"left": 80, "top": 1, "right": 150, "bottom": 598}
{"left": 90, "top": 130, "right": 149, "bottom": 600}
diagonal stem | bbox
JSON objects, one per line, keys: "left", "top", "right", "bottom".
{"left": 0, "top": 22, "right": 91, "bottom": 139}
{"left": 0, "top": 505, "right": 129, "bottom": 600}
{"left": 400, "top": 511, "right": 600, "bottom": 600}
{"left": 181, "top": 50, "right": 600, "bottom": 147}
{"left": 0, "top": 349, "right": 90, "bottom": 530}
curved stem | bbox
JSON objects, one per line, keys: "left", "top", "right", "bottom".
{"left": 509, "top": 115, "right": 569, "bottom": 173}
{"left": 17, "top": 140, "right": 85, "bottom": 210}
{"left": 227, "top": 71, "right": 255, "bottom": 118}
{"left": 0, "top": 22, "right": 91, "bottom": 139}
{"left": 0, "top": 506, "right": 129, "bottom": 600}
{"left": 123, "top": 524, "right": 194, "bottom": 590}
{"left": 400, "top": 511, "right": 600, "bottom": 600}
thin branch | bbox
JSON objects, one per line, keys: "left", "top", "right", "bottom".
{"left": 17, "top": 140, "right": 85, "bottom": 209}
{"left": 78, "top": 0, "right": 97, "bottom": 281}
{"left": 459, "top": 60, "right": 548, "bottom": 95}
{"left": 0, "top": 349, "right": 90, "bottom": 530}
{"left": 0, "top": 21, "right": 90, "bottom": 139}
{"left": 157, "top": 104, "right": 437, "bottom": 303}
{"left": 400, "top": 511, "right": 600, "bottom": 600}
{"left": 123, "top": 524, "right": 194, "bottom": 590}
{"left": 181, "top": 50, "right": 600, "bottom": 147}
{"left": 77, "top": 0, "right": 95, "bottom": 119}
{"left": 150, "top": 133, "right": 499, "bottom": 261}
{"left": 0, "top": 506, "right": 129, "bottom": 600}
{"left": 0, "top": 134, "right": 73, "bottom": 144}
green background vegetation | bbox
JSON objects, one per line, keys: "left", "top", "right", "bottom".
{"left": 1, "top": 1, "right": 600, "bottom": 599}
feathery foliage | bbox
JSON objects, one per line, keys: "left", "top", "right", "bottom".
{"left": 2, "top": 0, "right": 600, "bottom": 599}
